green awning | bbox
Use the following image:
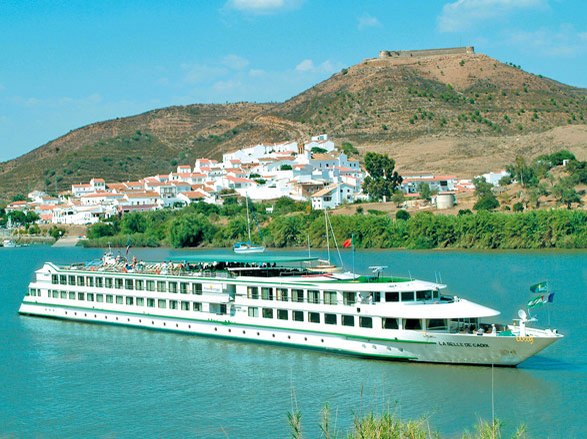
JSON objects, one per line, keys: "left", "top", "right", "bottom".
{"left": 169, "top": 254, "right": 319, "bottom": 264}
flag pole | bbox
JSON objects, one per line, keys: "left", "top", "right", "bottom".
{"left": 352, "top": 233, "right": 355, "bottom": 274}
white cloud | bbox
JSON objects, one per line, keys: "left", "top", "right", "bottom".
{"left": 508, "top": 24, "right": 587, "bottom": 57}
{"left": 295, "top": 59, "right": 341, "bottom": 74}
{"left": 248, "top": 68, "right": 266, "bottom": 77}
{"left": 225, "top": 0, "right": 302, "bottom": 15}
{"left": 181, "top": 64, "right": 228, "bottom": 84}
{"left": 222, "top": 54, "right": 250, "bottom": 70}
{"left": 358, "top": 13, "right": 381, "bottom": 31}
{"left": 438, "top": 0, "right": 548, "bottom": 32}
{"left": 213, "top": 79, "right": 242, "bottom": 92}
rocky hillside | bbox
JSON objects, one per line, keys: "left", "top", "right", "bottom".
{"left": 1, "top": 50, "right": 586, "bottom": 198}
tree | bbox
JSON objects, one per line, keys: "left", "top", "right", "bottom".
{"left": 121, "top": 212, "right": 147, "bottom": 234}
{"left": 473, "top": 177, "right": 499, "bottom": 211}
{"left": 362, "top": 153, "right": 402, "bottom": 202}
{"left": 506, "top": 156, "right": 538, "bottom": 187}
{"left": 396, "top": 209, "right": 411, "bottom": 221}
{"left": 553, "top": 177, "right": 581, "bottom": 209}
{"left": 417, "top": 183, "right": 433, "bottom": 201}
{"left": 280, "top": 164, "right": 293, "bottom": 171}
{"left": 391, "top": 191, "right": 405, "bottom": 208}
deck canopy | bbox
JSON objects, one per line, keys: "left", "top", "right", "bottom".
{"left": 169, "top": 254, "right": 319, "bottom": 265}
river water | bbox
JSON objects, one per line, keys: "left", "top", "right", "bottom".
{"left": 1, "top": 247, "right": 585, "bottom": 438}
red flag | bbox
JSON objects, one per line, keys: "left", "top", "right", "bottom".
{"left": 342, "top": 238, "right": 352, "bottom": 248}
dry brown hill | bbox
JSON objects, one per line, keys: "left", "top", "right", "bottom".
{"left": 1, "top": 49, "right": 586, "bottom": 198}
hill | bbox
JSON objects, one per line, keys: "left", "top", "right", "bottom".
{"left": 1, "top": 49, "right": 586, "bottom": 198}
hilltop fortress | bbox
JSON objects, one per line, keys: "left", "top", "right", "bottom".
{"left": 379, "top": 46, "right": 475, "bottom": 59}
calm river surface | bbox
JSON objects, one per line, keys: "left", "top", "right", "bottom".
{"left": 1, "top": 246, "right": 585, "bottom": 438}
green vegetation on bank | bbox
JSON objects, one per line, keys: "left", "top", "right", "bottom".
{"left": 84, "top": 199, "right": 587, "bottom": 250}
{"left": 288, "top": 405, "right": 527, "bottom": 439}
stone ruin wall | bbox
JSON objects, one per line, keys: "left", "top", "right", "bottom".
{"left": 379, "top": 47, "right": 475, "bottom": 59}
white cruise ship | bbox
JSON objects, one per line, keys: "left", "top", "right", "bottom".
{"left": 19, "top": 252, "right": 563, "bottom": 366}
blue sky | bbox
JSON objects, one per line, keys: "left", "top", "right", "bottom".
{"left": 1, "top": 0, "right": 586, "bottom": 161}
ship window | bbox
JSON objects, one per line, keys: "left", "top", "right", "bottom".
{"left": 359, "top": 317, "right": 373, "bottom": 328}
{"left": 247, "top": 287, "right": 259, "bottom": 299}
{"left": 372, "top": 292, "right": 381, "bottom": 303}
{"left": 136, "top": 297, "right": 144, "bottom": 306}
{"left": 324, "top": 291, "right": 337, "bottom": 305}
{"left": 96, "top": 294, "right": 104, "bottom": 302}
{"left": 126, "top": 296, "right": 134, "bottom": 305}
{"left": 401, "top": 292, "right": 415, "bottom": 302}
{"left": 383, "top": 318, "right": 398, "bottom": 329}
{"left": 77, "top": 276, "right": 85, "bottom": 286}
{"left": 96, "top": 277, "right": 103, "bottom": 288}
{"left": 262, "top": 308, "right": 273, "bottom": 319}
{"left": 52, "top": 290, "right": 58, "bottom": 298}
{"left": 416, "top": 290, "right": 433, "bottom": 301}
{"left": 105, "top": 278, "right": 113, "bottom": 288}
{"left": 146, "top": 280, "right": 155, "bottom": 291}
{"left": 180, "top": 283, "right": 188, "bottom": 294}
{"left": 432, "top": 290, "right": 439, "bottom": 299}
{"left": 293, "top": 311, "right": 304, "bottom": 322}
{"left": 69, "top": 292, "right": 76, "bottom": 300}
{"left": 59, "top": 275, "right": 67, "bottom": 285}
{"left": 277, "top": 309, "right": 288, "bottom": 320}
{"left": 325, "top": 313, "right": 337, "bottom": 325}
{"left": 385, "top": 292, "right": 399, "bottom": 302}
{"left": 248, "top": 307, "right": 258, "bottom": 317}
{"left": 68, "top": 276, "right": 76, "bottom": 286}
{"left": 193, "top": 302, "right": 202, "bottom": 311}
{"left": 78, "top": 292, "right": 85, "bottom": 301}
{"left": 87, "top": 293, "right": 94, "bottom": 302}
{"left": 308, "top": 290, "right": 320, "bottom": 304}
{"left": 157, "top": 281, "right": 166, "bottom": 292}
{"left": 427, "top": 319, "right": 447, "bottom": 330}
{"left": 342, "top": 315, "right": 355, "bottom": 327}
{"left": 181, "top": 301, "right": 189, "bottom": 311}
{"left": 343, "top": 292, "right": 356, "bottom": 305}
{"left": 114, "top": 278, "right": 122, "bottom": 289}
{"left": 192, "top": 283, "right": 202, "bottom": 295}
{"left": 277, "top": 288, "right": 289, "bottom": 301}
{"left": 309, "top": 312, "right": 320, "bottom": 323}
{"left": 404, "top": 319, "right": 422, "bottom": 330}
{"left": 292, "top": 289, "right": 304, "bottom": 303}
{"left": 116, "top": 296, "right": 123, "bottom": 304}
{"left": 168, "top": 282, "right": 177, "bottom": 293}
{"left": 261, "top": 287, "right": 273, "bottom": 300}
{"left": 60, "top": 291, "right": 66, "bottom": 299}
{"left": 86, "top": 277, "right": 94, "bottom": 287}
{"left": 52, "top": 274, "right": 58, "bottom": 284}
{"left": 157, "top": 299, "right": 166, "bottom": 309}
{"left": 147, "top": 298, "right": 155, "bottom": 308}
{"left": 125, "top": 279, "right": 134, "bottom": 290}
{"left": 106, "top": 295, "right": 113, "bottom": 303}
{"left": 169, "top": 300, "right": 178, "bottom": 310}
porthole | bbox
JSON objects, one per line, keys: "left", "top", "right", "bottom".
{"left": 288, "top": 335, "right": 291, "bottom": 339}
{"left": 214, "top": 327, "right": 218, "bottom": 332}
{"left": 152, "top": 321, "right": 155, "bottom": 325}
{"left": 321, "top": 339, "right": 324, "bottom": 343}
{"left": 257, "top": 332, "right": 260, "bottom": 336}
{"left": 74, "top": 312, "right": 77, "bottom": 316}
{"left": 228, "top": 329, "right": 231, "bottom": 333}
{"left": 272, "top": 334, "right": 275, "bottom": 338}
{"left": 304, "top": 337, "right": 307, "bottom": 341}
{"left": 84, "top": 313, "right": 87, "bottom": 317}
{"left": 163, "top": 322, "right": 166, "bottom": 326}
{"left": 116, "top": 317, "right": 118, "bottom": 321}
{"left": 105, "top": 316, "right": 107, "bottom": 320}
{"left": 188, "top": 325, "right": 191, "bottom": 329}
{"left": 127, "top": 318, "right": 130, "bottom": 322}
{"left": 94, "top": 314, "right": 97, "bottom": 318}
{"left": 242, "top": 330, "right": 246, "bottom": 334}
{"left": 176, "top": 324, "right": 179, "bottom": 328}
{"left": 65, "top": 311, "right": 67, "bottom": 315}
{"left": 139, "top": 319, "right": 142, "bottom": 323}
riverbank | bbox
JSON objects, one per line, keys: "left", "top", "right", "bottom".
{"left": 83, "top": 206, "right": 587, "bottom": 250}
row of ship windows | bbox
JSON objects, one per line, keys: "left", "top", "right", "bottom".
{"left": 32, "top": 289, "right": 204, "bottom": 311}
{"left": 246, "top": 287, "right": 439, "bottom": 304}
{"left": 49, "top": 274, "right": 439, "bottom": 304}
{"left": 29, "top": 288, "right": 447, "bottom": 330}
{"left": 51, "top": 274, "right": 202, "bottom": 294}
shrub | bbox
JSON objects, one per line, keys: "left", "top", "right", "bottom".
{"left": 396, "top": 210, "right": 411, "bottom": 221}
